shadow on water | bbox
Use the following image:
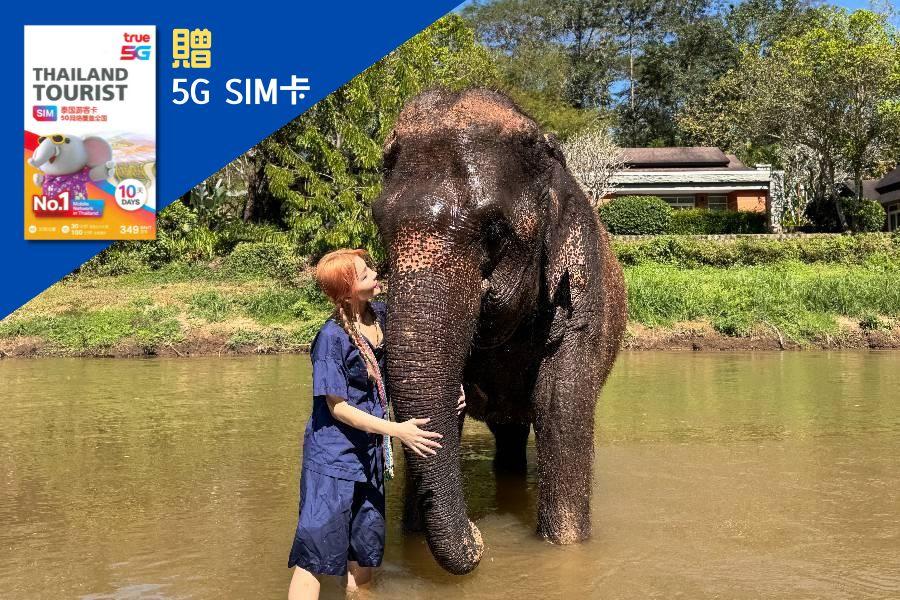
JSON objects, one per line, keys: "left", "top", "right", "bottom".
{"left": 1, "top": 351, "right": 899, "bottom": 598}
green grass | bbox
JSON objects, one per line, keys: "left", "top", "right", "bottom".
{"left": 4, "top": 235, "right": 899, "bottom": 354}
{"left": 0, "top": 305, "right": 183, "bottom": 351}
{"left": 626, "top": 261, "right": 900, "bottom": 341}
{"left": 187, "top": 291, "right": 233, "bottom": 322}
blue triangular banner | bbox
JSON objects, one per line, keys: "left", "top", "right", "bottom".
{"left": 3, "top": 1, "right": 462, "bottom": 319}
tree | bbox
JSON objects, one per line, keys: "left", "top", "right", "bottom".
{"left": 678, "top": 9, "right": 900, "bottom": 230}
{"left": 463, "top": 0, "right": 622, "bottom": 108}
{"left": 258, "top": 15, "right": 499, "bottom": 261}
{"left": 616, "top": 14, "right": 737, "bottom": 146}
{"left": 561, "top": 124, "right": 624, "bottom": 206}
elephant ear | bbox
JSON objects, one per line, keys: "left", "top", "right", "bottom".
{"left": 83, "top": 136, "right": 113, "bottom": 167}
{"left": 543, "top": 161, "right": 596, "bottom": 330}
{"left": 542, "top": 133, "right": 567, "bottom": 169}
{"left": 382, "top": 130, "right": 400, "bottom": 173}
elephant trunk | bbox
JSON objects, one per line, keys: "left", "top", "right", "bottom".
{"left": 386, "top": 246, "right": 484, "bottom": 575}
{"left": 29, "top": 141, "right": 57, "bottom": 168}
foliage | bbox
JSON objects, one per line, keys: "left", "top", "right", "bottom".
{"left": 236, "top": 287, "right": 331, "bottom": 325}
{"left": 561, "top": 125, "right": 624, "bottom": 205}
{"left": 260, "top": 15, "right": 499, "bottom": 263}
{"left": 848, "top": 198, "right": 888, "bottom": 233}
{"left": 613, "top": 233, "right": 899, "bottom": 268}
{"left": 505, "top": 87, "right": 602, "bottom": 141}
{"left": 679, "top": 9, "right": 900, "bottom": 228}
{"left": 222, "top": 242, "right": 302, "bottom": 282}
{"left": 616, "top": 14, "right": 738, "bottom": 146}
{"left": 599, "top": 195, "right": 673, "bottom": 235}
{"left": 462, "top": 0, "right": 622, "bottom": 108}
{"left": 668, "top": 209, "right": 768, "bottom": 234}
{"left": 806, "top": 196, "right": 888, "bottom": 233}
{"left": 187, "top": 291, "right": 233, "bottom": 322}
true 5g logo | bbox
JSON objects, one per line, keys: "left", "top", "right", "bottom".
{"left": 121, "top": 33, "right": 152, "bottom": 60}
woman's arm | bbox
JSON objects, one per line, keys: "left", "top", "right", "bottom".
{"left": 325, "top": 395, "right": 444, "bottom": 458}
{"left": 326, "top": 394, "right": 395, "bottom": 436}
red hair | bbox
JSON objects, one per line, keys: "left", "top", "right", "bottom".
{"left": 315, "top": 248, "right": 394, "bottom": 478}
{"left": 314, "top": 248, "right": 383, "bottom": 382}
{"left": 315, "top": 248, "right": 370, "bottom": 306}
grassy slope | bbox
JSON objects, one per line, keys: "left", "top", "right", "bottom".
{"left": 1, "top": 255, "right": 898, "bottom": 357}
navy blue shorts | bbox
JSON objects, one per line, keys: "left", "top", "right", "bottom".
{"left": 288, "top": 466, "right": 385, "bottom": 576}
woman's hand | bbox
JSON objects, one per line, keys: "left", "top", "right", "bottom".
{"left": 394, "top": 418, "right": 443, "bottom": 458}
{"left": 457, "top": 384, "right": 466, "bottom": 416}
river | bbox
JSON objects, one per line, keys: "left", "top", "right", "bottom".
{"left": 1, "top": 352, "right": 898, "bottom": 599}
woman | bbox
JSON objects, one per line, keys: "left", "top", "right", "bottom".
{"left": 288, "top": 249, "right": 464, "bottom": 599}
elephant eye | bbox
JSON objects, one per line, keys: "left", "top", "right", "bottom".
{"left": 480, "top": 218, "right": 512, "bottom": 279}
{"left": 38, "top": 136, "right": 46, "bottom": 143}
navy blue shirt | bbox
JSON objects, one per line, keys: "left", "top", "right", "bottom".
{"left": 302, "top": 301, "right": 387, "bottom": 483}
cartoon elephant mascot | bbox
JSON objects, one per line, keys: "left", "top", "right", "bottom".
{"left": 28, "top": 134, "right": 115, "bottom": 199}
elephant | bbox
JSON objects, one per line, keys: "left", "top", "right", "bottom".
{"left": 28, "top": 133, "right": 114, "bottom": 199}
{"left": 371, "top": 88, "right": 627, "bottom": 575}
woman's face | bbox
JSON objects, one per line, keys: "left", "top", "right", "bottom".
{"left": 351, "top": 256, "right": 381, "bottom": 302}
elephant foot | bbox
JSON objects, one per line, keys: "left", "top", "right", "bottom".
{"left": 537, "top": 504, "right": 591, "bottom": 544}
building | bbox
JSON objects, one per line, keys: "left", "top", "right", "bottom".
{"left": 606, "top": 146, "right": 775, "bottom": 218}
{"left": 844, "top": 166, "right": 900, "bottom": 232}
{"left": 880, "top": 167, "right": 900, "bottom": 232}
{"left": 839, "top": 165, "right": 900, "bottom": 231}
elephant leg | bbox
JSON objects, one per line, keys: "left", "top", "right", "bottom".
{"left": 487, "top": 421, "right": 530, "bottom": 475}
{"left": 532, "top": 367, "right": 597, "bottom": 544}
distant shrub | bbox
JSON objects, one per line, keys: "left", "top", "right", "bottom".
{"left": 804, "top": 197, "right": 844, "bottom": 232}
{"left": 613, "top": 233, "right": 897, "bottom": 268}
{"left": 142, "top": 202, "right": 212, "bottom": 266}
{"left": 599, "top": 195, "right": 672, "bottom": 235}
{"left": 79, "top": 244, "right": 149, "bottom": 276}
{"left": 223, "top": 242, "right": 301, "bottom": 281}
{"left": 859, "top": 313, "right": 890, "bottom": 332}
{"left": 212, "top": 221, "right": 294, "bottom": 256}
{"left": 157, "top": 201, "right": 199, "bottom": 235}
{"left": 805, "top": 196, "right": 887, "bottom": 233}
{"left": 847, "top": 198, "right": 886, "bottom": 233}
{"left": 668, "top": 209, "right": 767, "bottom": 234}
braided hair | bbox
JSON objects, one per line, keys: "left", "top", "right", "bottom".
{"left": 315, "top": 249, "right": 394, "bottom": 479}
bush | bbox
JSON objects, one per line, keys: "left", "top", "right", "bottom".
{"left": 222, "top": 242, "right": 301, "bottom": 281}
{"left": 805, "top": 196, "right": 887, "bottom": 233}
{"left": 157, "top": 201, "right": 199, "bottom": 235}
{"left": 79, "top": 244, "right": 149, "bottom": 276}
{"left": 668, "top": 209, "right": 767, "bottom": 234}
{"left": 143, "top": 202, "right": 211, "bottom": 267}
{"left": 211, "top": 221, "right": 294, "bottom": 256}
{"left": 612, "top": 233, "right": 897, "bottom": 268}
{"left": 599, "top": 195, "right": 672, "bottom": 235}
{"left": 847, "top": 198, "right": 886, "bottom": 233}
{"left": 804, "top": 197, "right": 844, "bottom": 232}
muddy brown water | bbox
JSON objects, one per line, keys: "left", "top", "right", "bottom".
{"left": 1, "top": 352, "right": 898, "bottom": 599}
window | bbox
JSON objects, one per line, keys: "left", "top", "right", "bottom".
{"left": 658, "top": 195, "right": 695, "bottom": 210}
{"left": 707, "top": 195, "right": 728, "bottom": 211}
{"left": 889, "top": 204, "right": 900, "bottom": 232}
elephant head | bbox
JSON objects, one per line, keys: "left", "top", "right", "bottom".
{"left": 28, "top": 134, "right": 112, "bottom": 177}
{"left": 372, "top": 89, "right": 600, "bottom": 574}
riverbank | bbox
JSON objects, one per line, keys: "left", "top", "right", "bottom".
{"left": 3, "top": 322, "right": 898, "bottom": 358}
{"left": 2, "top": 249, "right": 898, "bottom": 358}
